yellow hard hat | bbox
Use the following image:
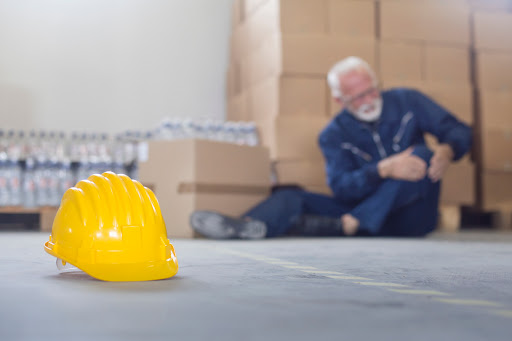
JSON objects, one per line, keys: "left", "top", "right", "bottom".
{"left": 44, "top": 172, "right": 178, "bottom": 282}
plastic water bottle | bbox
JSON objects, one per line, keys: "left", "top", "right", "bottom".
{"left": 23, "top": 158, "right": 37, "bottom": 208}
{"left": 7, "top": 160, "right": 22, "bottom": 206}
{"left": 245, "top": 122, "right": 260, "bottom": 146}
{"left": 0, "top": 159, "right": 9, "bottom": 206}
{"left": 35, "top": 160, "right": 48, "bottom": 206}
{"left": 47, "top": 161, "right": 61, "bottom": 206}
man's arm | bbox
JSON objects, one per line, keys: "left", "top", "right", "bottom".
{"left": 410, "top": 90, "right": 472, "bottom": 161}
{"left": 319, "top": 133, "right": 383, "bottom": 204}
{"left": 408, "top": 89, "right": 472, "bottom": 182}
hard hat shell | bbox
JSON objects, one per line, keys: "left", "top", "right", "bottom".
{"left": 44, "top": 172, "right": 178, "bottom": 282}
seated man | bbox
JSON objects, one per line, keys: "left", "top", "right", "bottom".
{"left": 190, "top": 56, "right": 472, "bottom": 239}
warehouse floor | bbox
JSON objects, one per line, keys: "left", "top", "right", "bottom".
{"left": 1, "top": 231, "right": 512, "bottom": 341}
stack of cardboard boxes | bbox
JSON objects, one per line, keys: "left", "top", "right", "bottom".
{"left": 378, "top": 0, "right": 475, "bottom": 206}
{"left": 473, "top": 4, "right": 512, "bottom": 211}
{"left": 227, "top": 0, "right": 378, "bottom": 194}
{"left": 139, "top": 140, "right": 271, "bottom": 238}
{"left": 226, "top": 0, "right": 512, "bottom": 223}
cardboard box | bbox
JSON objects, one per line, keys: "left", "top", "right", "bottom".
{"left": 380, "top": 1, "right": 471, "bottom": 46}
{"left": 479, "top": 90, "right": 512, "bottom": 129}
{"left": 476, "top": 51, "right": 512, "bottom": 91}
{"left": 424, "top": 45, "right": 471, "bottom": 84}
{"left": 328, "top": 95, "right": 341, "bottom": 117}
{"left": 274, "top": 160, "right": 327, "bottom": 186}
{"left": 379, "top": 41, "right": 423, "bottom": 82}
{"left": 474, "top": 12, "right": 512, "bottom": 52}
{"left": 469, "top": 0, "right": 512, "bottom": 12}
{"left": 232, "top": 0, "right": 244, "bottom": 28}
{"left": 381, "top": 80, "right": 474, "bottom": 125}
{"left": 226, "top": 64, "right": 242, "bottom": 98}
{"left": 248, "top": 76, "right": 327, "bottom": 121}
{"left": 482, "top": 128, "right": 512, "bottom": 172}
{"left": 257, "top": 116, "right": 329, "bottom": 161}
{"left": 246, "top": 0, "right": 327, "bottom": 52}
{"left": 231, "top": 22, "right": 250, "bottom": 63}
{"left": 379, "top": 41, "right": 470, "bottom": 84}
{"left": 243, "top": 0, "right": 376, "bottom": 55}
{"left": 243, "top": 0, "right": 269, "bottom": 18}
{"left": 227, "top": 91, "right": 250, "bottom": 121}
{"left": 244, "top": 34, "right": 377, "bottom": 88}
{"left": 327, "top": 0, "right": 376, "bottom": 38}
{"left": 481, "top": 171, "right": 512, "bottom": 210}
{"left": 139, "top": 140, "right": 272, "bottom": 238}
{"left": 440, "top": 157, "right": 475, "bottom": 205}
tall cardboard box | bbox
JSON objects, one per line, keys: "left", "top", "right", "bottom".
{"left": 227, "top": 91, "right": 250, "bottom": 121}
{"left": 481, "top": 128, "right": 512, "bottom": 172}
{"left": 139, "top": 140, "right": 271, "bottom": 238}
{"left": 257, "top": 116, "right": 329, "bottom": 161}
{"left": 232, "top": 0, "right": 244, "bottom": 28}
{"left": 469, "top": 0, "right": 512, "bottom": 12}
{"left": 380, "top": 1, "right": 471, "bottom": 46}
{"left": 248, "top": 76, "right": 327, "bottom": 121}
{"left": 481, "top": 172, "right": 512, "bottom": 210}
{"left": 379, "top": 41, "right": 423, "bottom": 82}
{"left": 479, "top": 90, "right": 512, "bottom": 129}
{"left": 379, "top": 41, "right": 470, "bottom": 84}
{"left": 476, "top": 51, "right": 512, "bottom": 91}
{"left": 474, "top": 12, "right": 512, "bottom": 52}
{"left": 244, "top": 34, "right": 377, "bottom": 88}
{"left": 440, "top": 157, "right": 476, "bottom": 205}
{"left": 243, "top": 0, "right": 269, "bottom": 18}
{"left": 327, "top": 0, "right": 376, "bottom": 38}
{"left": 246, "top": 0, "right": 328, "bottom": 51}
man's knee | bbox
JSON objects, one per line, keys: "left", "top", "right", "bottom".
{"left": 268, "top": 188, "right": 305, "bottom": 205}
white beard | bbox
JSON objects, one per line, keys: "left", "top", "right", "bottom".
{"left": 352, "top": 97, "right": 383, "bottom": 122}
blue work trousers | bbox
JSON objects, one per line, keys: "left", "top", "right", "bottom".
{"left": 243, "top": 146, "right": 440, "bottom": 237}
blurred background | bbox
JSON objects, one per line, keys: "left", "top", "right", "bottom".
{"left": 0, "top": 0, "right": 511, "bottom": 235}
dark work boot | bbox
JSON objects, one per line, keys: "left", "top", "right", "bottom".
{"left": 190, "top": 211, "right": 267, "bottom": 239}
{"left": 288, "top": 215, "right": 344, "bottom": 237}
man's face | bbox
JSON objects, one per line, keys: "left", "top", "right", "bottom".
{"left": 338, "top": 70, "right": 382, "bottom": 122}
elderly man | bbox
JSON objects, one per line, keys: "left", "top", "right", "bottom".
{"left": 190, "top": 56, "right": 472, "bottom": 238}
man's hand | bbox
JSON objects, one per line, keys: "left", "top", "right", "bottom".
{"left": 428, "top": 144, "right": 454, "bottom": 182}
{"left": 378, "top": 147, "right": 427, "bottom": 181}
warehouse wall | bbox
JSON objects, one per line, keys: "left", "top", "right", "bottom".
{"left": 0, "top": 0, "right": 233, "bottom": 133}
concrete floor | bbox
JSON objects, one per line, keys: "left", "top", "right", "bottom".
{"left": 1, "top": 232, "right": 512, "bottom": 341}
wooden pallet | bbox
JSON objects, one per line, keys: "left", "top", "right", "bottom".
{"left": 0, "top": 206, "right": 59, "bottom": 232}
{"left": 437, "top": 205, "right": 462, "bottom": 233}
{"left": 491, "top": 209, "right": 512, "bottom": 231}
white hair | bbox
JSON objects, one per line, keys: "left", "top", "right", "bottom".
{"left": 327, "top": 56, "right": 377, "bottom": 98}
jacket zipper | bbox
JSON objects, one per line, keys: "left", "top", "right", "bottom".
{"left": 372, "top": 131, "right": 387, "bottom": 159}
{"left": 392, "top": 111, "right": 414, "bottom": 152}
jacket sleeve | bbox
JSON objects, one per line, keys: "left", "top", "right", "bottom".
{"left": 318, "top": 132, "right": 383, "bottom": 204}
{"left": 409, "top": 90, "right": 472, "bottom": 161}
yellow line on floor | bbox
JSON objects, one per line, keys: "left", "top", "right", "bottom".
{"left": 301, "top": 270, "right": 345, "bottom": 275}
{"left": 433, "top": 298, "right": 502, "bottom": 307}
{"left": 491, "top": 310, "right": 512, "bottom": 318}
{"left": 265, "top": 261, "right": 299, "bottom": 265}
{"left": 354, "top": 282, "right": 409, "bottom": 288}
{"left": 327, "top": 275, "right": 373, "bottom": 280}
{"left": 387, "top": 289, "right": 450, "bottom": 296}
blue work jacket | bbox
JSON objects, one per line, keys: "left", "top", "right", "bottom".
{"left": 318, "top": 88, "right": 472, "bottom": 205}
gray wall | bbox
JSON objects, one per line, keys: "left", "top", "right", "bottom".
{"left": 0, "top": 0, "right": 233, "bottom": 133}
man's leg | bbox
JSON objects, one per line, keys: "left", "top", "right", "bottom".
{"left": 349, "top": 145, "right": 439, "bottom": 235}
{"left": 378, "top": 180, "right": 441, "bottom": 237}
{"left": 243, "top": 189, "right": 350, "bottom": 237}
